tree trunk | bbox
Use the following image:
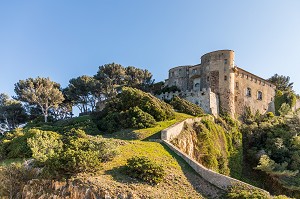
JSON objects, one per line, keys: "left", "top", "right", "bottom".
{"left": 44, "top": 113, "right": 48, "bottom": 123}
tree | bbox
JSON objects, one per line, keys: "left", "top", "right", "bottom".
{"left": 94, "top": 63, "right": 126, "bottom": 99}
{"left": 14, "top": 77, "right": 64, "bottom": 122}
{"left": 268, "top": 74, "right": 294, "bottom": 92}
{"left": 94, "top": 63, "right": 154, "bottom": 100}
{"left": 125, "top": 66, "right": 153, "bottom": 91}
{"left": 0, "top": 93, "right": 27, "bottom": 132}
{"left": 64, "top": 75, "right": 101, "bottom": 113}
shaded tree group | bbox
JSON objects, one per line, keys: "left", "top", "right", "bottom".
{"left": 0, "top": 93, "right": 27, "bottom": 132}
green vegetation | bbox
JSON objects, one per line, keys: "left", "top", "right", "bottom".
{"left": 0, "top": 129, "right": 34, "bottom": 160}
{"left": 29, "top": 129, "right": 117, "bottom": 177}
{"left": 227, "top": 184, "right": 294, "bottom": 199}
{"left": 0, "top": 93, "right": 28, "bottom": 132}
{"left": 154, "top": 85, "right": 181, "bottom": 95}
{"left": 106, "top": 112, "right": 193, "bottom": 140}
{"left": 242, "top": 110, "right": 300, "bottom": 197}
{"left": 25, "top": 115, "right": 99, "bottom": 135}
{"left": 92, "top": 87, "right": 175, "bottom": 132}
{"left": 125, "top": 156, "right": 165, "bottom": 184}
{"left": 1, "top": 68, "right": 299, "bottom": 198}
{"left": 275, "top": 90, "right": 297, "bottom": 115}
{"left": 170, "top": 96, "right": 204, "bottom": 116}
{"left": 227, "top": 184, "right": 270, "bottom": 199}
{"left": 14, "top": 77, "right": 64, "bottom": 122}
{"left": 172, "top": 115, "right": 242, "bottom": 176}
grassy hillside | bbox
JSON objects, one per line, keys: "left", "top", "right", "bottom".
{"left": 0, "top": 112, "right": 226, "bottom": 198}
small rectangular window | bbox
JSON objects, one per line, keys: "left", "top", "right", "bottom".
{"left": 246, "top": 87, "right": 251, "bottom": 97}
{"left": 257, "top": 91, "right": 263, "bottom": 100}
{"left": 224, "top": 76, "right": 227, "bottom": 81}
{"left": 235, "top": 96, "right": 238, "bottom": 102}
{"left": 224, "top": 59, "right": 228, "bottom": 64}
{"left": 207, "top": 76, "right": 210, "bottom": 81}
{"left": 235, "top": 82, "right": 239, "bottom": 89}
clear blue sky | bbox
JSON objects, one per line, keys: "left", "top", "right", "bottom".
{"left": 1, "top": 1, "right": 300, "bottom": 98}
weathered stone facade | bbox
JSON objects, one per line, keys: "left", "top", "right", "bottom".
{"left": 158, "top": 50, "right": 276, "bottom": 117}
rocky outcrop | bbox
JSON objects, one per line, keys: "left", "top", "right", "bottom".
{"left": 22, "top": 179, "right": 141, "bottom": 199}
{"left": 171, "top": 123, "right": 204, "bottom": 165}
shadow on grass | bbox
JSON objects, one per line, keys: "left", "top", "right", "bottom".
{"left": 102, "top": 129, "right": 140, "bottom": 140}
{"left": 105, "top": 141, "right": 225, "bottom": 198}
{"left": 160, "top": 142, "right": 226, "bottom": 199}
{"left": 104, "top": 165, "right": 146, "bottom": 185}
{"left": 102, "top": 128, "right": 162, "bottom": 141}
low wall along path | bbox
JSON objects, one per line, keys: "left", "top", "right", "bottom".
{"left": 161, "top": 117, "right": 269, "bottom": 193}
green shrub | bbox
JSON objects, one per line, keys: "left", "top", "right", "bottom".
{"left": 121, "top": 106, "right": 156, "bottom": 129}
{"left": 35, "top": 129, "right": 118, "bottom": 177}
{"left": 170, "top": 96, "right": 204, "bottom": 116}
{"left": 227, "top": 184, "right": 271, "bottom": 199}
{"left": 25, "top": 115, "right": 99, "bottom": 135}
{"left": 273, "top": 195, "right": 294, "bottom": 199}
{"left": 27, "top": 130, "right": 63, "bottom": 163}
{"left": 275, "top": 91, "right": 297, "bottom": 116}
{"left": 93, "top": 87, "right": 175, "bottom": 133}
{"left": 125, "top": 156, "right": 165, "bottom": 184}
{"left": 278, "top": 103, "right": 291, "bottom": 116}
{"left": 266, "top": 112, "right": 275, "bottom": 118}
{"left": 0, "top": 129, "right": 34, "bottom": 160}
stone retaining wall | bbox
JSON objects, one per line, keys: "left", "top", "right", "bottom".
{"left": 161, "top": 117, "right": 202, "bottom": 140}
{"left": 161, "top": 118, "right": 269, "bottom": 194}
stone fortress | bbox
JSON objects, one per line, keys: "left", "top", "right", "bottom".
{"left": 156, "top": 50, "right": 276, "bottom": 117}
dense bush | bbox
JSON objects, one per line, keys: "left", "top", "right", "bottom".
{"left": 28, "top": 129, "right": 118, "bottom": 177}
{"left": 242, "top": 111, "right": 300, "bottom": 197}
{"left": 226, "top": 184, "right": 271, "bottom": 199}
{"left": 25, "top": 115, "right": 99, "bottom": 135}
{"left": 226, "top": 184, "right": 293, "bottom": 199}
{"left": 125, "top": 156, "right": 165, "bottom": 184}
{"left": 121, "top": 106, "right": 156, "bottom": 129}
{"left": 93, "top": 87, "right": 175, "bottom": 133}
{"left": 170, "top": 96, "right": 204, "bottom": 116}
{"left": 275, "top": 91, "right": 297, "bottom": 116}
{"left": 195, "top": 119, "right": 230, "bottom": 174}
{"left": 0, "top": 129, "right": 34, "bottom": 160}
{"left": 27, "top": 130, "right": 63, "bottom": 163}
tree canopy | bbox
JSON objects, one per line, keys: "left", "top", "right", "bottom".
{"left": 268, "top": 74, "right": 294, "bottom": 92}
{"left": 0, "top": 93, "right": 27, "bottom": 132}
{"left": 14, "top": 77, "right": 64, "bottom": 122}
{"left": 64, "top": 75, "right": 100, "bottom": 113}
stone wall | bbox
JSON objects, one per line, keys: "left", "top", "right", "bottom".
{"left": 234, "top": 67, "right": 276, "bottom": 116}
{"left": 156, "top": 88, "right": 219, "bottom": 115}
{"left": 167, "top": 65, "right": 191, "bottom": 91}
{"left": 161, "top": 117, "right": 203, "bottom": 140}
{"left": 161, "top": 118, "right": 270, "bottom": 194}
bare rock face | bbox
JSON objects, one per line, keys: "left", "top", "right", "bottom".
{"left": 21, "top": 179, "right": 140, "bottom": 199}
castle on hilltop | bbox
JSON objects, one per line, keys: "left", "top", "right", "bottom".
{"left": 156, "top": 50, "right": 276, "bottom": 117}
